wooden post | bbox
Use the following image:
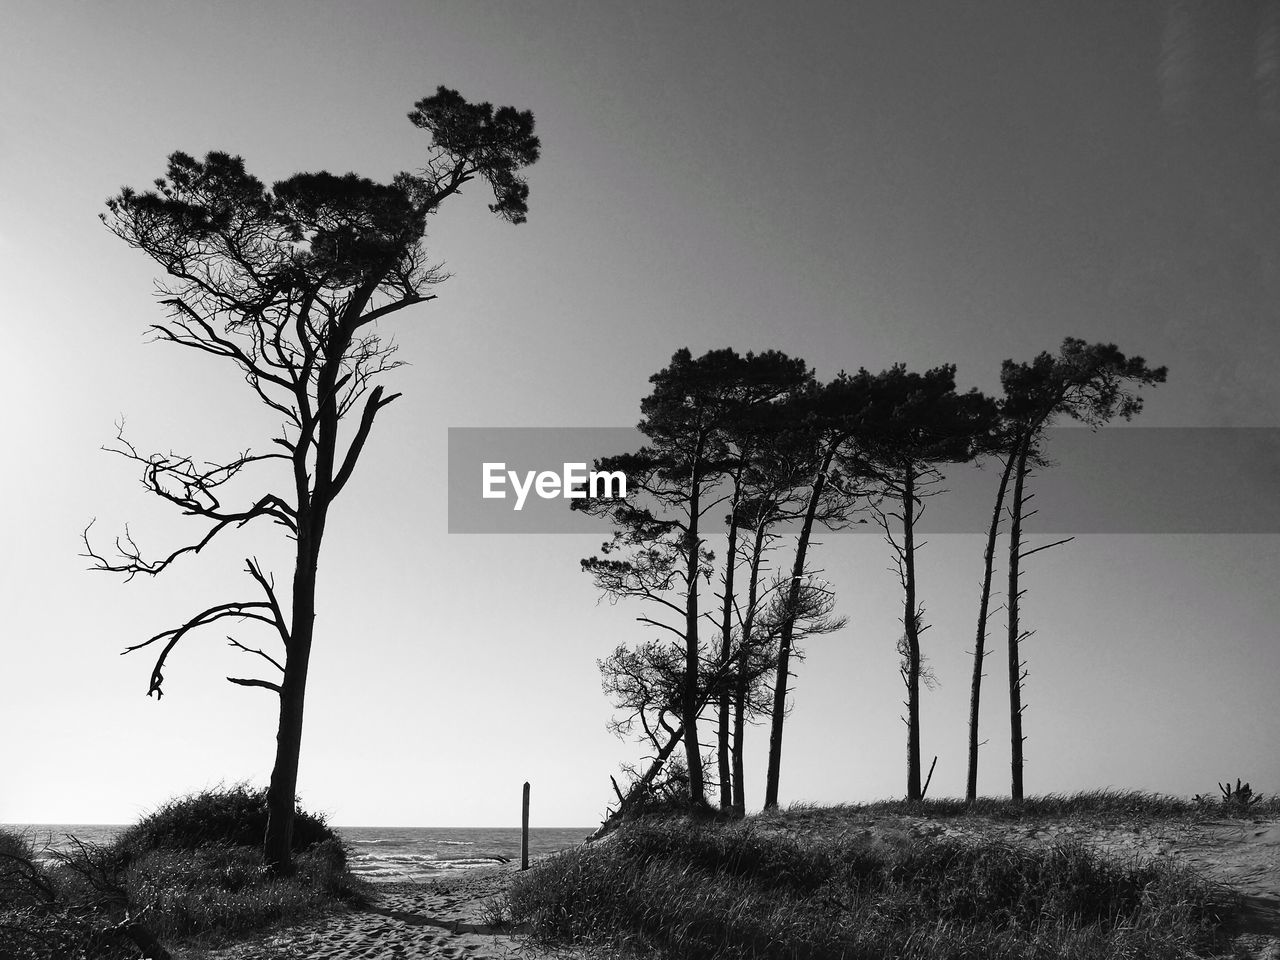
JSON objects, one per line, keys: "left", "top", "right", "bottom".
{"left": 921, "top": 755, "right": 938, "bottom": 801}
{"left": 521, "top": 781, "right": 530, "bottom": 871}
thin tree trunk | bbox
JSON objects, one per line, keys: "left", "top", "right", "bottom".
{"left": 717, "top": 504, "right": 741, "bottom": 810}
{"left": 967, "top": 451, "right": 1016, "bottom": 803}
{"left": 764, "top": 451, "right": 831, "bottom": 810}
{"left": 902, "top": 474, "right": 922, "bottom": 802}
{"left": 732, "top": 522, "right": 768, "bottom": 816}
{"left": 1007, "top": 437, "right": 1032, "bottom": 801}
{"left": 731, "top": 681, "right": 748, "bottom": 816}
{"left": 684, "top": 473, "right": 706, "bottom": 806}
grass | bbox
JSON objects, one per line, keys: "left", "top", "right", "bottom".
{"left": 0, "top": 787, "right": 369, "bottom": 959}
{"left": 115, "top": 783, "right": 339, "bottom": 856}
{"left": 765, "top": 788, "right": 1280, "bottom": 827}
{"left": 506, "top": 792, "right": 1253, "bottom": 960}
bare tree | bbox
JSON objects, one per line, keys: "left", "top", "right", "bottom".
{"left": 85, "top": 88, "right": 539, "bottom": 873}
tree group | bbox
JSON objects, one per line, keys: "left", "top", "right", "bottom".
{"left": 579, "top": 342, "right": 1165, "bottom": 819}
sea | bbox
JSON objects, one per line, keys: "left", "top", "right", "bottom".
{"left": 4, "top": 824, "right": 595, "bottom": 883}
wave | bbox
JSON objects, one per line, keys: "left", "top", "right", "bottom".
{"left": 354, "top": 853, "right": 511, "bottom": 866}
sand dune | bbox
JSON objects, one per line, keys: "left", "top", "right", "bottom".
{"left": 182, "top": 815, "right": 1280, "bottom": 959}
{"left": 766, "top": 811, "right": 1280, "bottom": 956}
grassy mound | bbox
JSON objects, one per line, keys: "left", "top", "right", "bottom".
{"left": 0, "top": 789, "right": 363, "bottom": 959}
{"left": 508, "top": 810, "right": 1240, "bottom": 960}
{"left": 114, "top": 783, "right": 340, "bottom": 857}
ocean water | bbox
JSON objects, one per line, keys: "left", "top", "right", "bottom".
{"left": 4, "top": 824, "right": 593, "bottom": 883}
{"left": 340, "top": 826, "right": 593, "bottom": 881}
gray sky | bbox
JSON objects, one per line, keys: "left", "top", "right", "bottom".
{"left": 2, "top": 0, "right": 1278, "bottom": 827}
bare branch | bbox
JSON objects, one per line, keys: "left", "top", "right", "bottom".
{"left": 331, "top": 385, "right": 401, "bottom": 498}
{"left": 122, "top": 600, "right": 281, "bottom": 699}
{"left": 227, "top": 677, "right": 283, "bottom": 694}
{"left": 156, "top": 297, "right": 292, "bottom": 389}
{"left": 1019, "top": 536, "right": 1076, "bottom": 560}
{"left": 244, "top": 557, "right": 291, "bottom": 648}
{"left": 226, "top": 636, "right": 284, "bottom": 673}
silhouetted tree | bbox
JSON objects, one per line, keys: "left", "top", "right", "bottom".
{"left": 855, "top": 365, "right": 997, "bottom": 801}
{"left": 965, "top": 410, "right": 1018, "bottom": 803}
{"left": 996, "top": 339, "right": 1167, "bottom": 800}
{"left": 709, "top": 354, "right": 814, "bottom": 809}
{"left": 85, "top": 88, "right": 539, "bottom": 873}
{"left": 579, "top": 349, "right": 781, "bottom": 805}
{"left": 762, "top": 374, "right": 869, "bottom": 810}
{"left": 726, "top": 480, "right": 807, "bottom": 814}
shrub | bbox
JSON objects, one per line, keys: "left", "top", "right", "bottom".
{"left": 0, "top": 830, "right": 139, "bottom": 960}
{"left": 113, "top": 784, "right": 342, "bottom": 861}
{"left": 508, "top": 816, "right": 1238, "bottom": 960}
{"left": 0, "top": 791, "right": 362, "bottom": 957}
{"left": 0, "top": 828, "right": 48, "bottom": 910}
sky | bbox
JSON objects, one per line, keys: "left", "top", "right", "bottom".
{"left": 2, "top": 0, "right": 1278, "bottom": 828}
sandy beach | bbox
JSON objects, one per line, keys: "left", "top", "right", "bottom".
{"left": 169, "top": 813, "right": 1280, "bottom": 959}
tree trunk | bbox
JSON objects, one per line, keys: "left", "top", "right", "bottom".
{"left": 590, "top": 724, "right": 685, "bottom": 840}
{"left": 731, "top": 679, "right": 747, "bottom": 816}
{"left": 683, "top": 475, "right": 706, "bottom": 806}
{"left": 263, "top": 534, "right": 318, "bottom": 874}
{"left": 264, "top": 341, "right": 344, "bottom": 874}
{"left": 764, "top": 451, "right": 831, "bottom": 810}
{"left": 967, "top": 451, "right": 1016, "bottom": 802}
{"left": 902, "top": 475, "right": 922, "bottom": 802}
{"left": 732, "top": 522, "right": 768, "bottom": 817}
{"left": 717, "top": 506, "right": 741, "bottom": 810}
{"left": 1007, "top": 437, "right": 1032, "bottom": 801}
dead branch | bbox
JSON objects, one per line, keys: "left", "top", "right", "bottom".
{"left": 226, "top": 677, "right": 283, "bottom": 694}
{"left": 226, "top": 637, "right": 284, "bottom": 673}
{"left": 121, "top": 600, "right": 281, "bottom": 698}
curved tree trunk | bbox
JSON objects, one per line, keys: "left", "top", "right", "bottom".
{"left": 967, "top": 451, "right": 1016, "bottom": 802}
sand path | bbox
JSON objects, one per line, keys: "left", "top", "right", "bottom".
{"left": 176, "top": 867, "right": 578, "bottom": 960}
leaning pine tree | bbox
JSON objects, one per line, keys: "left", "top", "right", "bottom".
{"left": 85, "top": 88, "right": 539, "bottom": 874}
{"left": 985, "top": 338, "right": 1166, "bottom": 800}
